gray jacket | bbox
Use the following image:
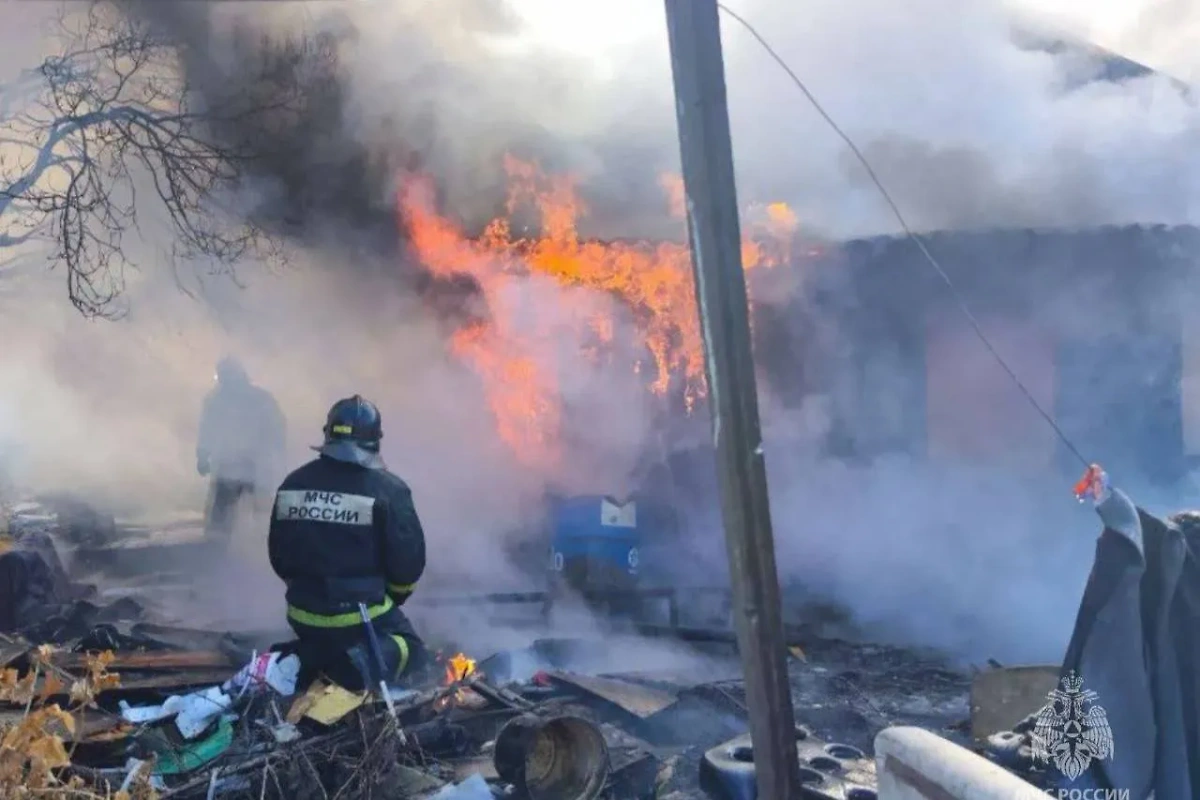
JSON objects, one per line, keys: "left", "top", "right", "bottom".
{"left": 197, "top": 381, "right": 286, "bottom": 486}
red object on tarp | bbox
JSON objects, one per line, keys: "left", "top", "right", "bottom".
{"left": 1074, "top": 464, "right": 1106, "bottom": 502}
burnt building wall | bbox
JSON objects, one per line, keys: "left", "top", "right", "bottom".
{"left": 778, "top": 225, "right": 1200, "bottom": 488}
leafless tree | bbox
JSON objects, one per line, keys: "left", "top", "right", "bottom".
{"left": 0, "top": 1, "right": 322, "bottom": 317}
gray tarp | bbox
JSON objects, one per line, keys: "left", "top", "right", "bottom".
{"left": 1052, "top": 508, "right": 1200, "bottom": 797}
{"left": 994, "top": 506, "right": 1200, "bottom": 798}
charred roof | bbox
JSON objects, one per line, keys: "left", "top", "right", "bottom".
{"left": 1008, "top": 19, "right": 1194, "bottom": 97}
{"left": 810, "top": 225, "right": 1200, "bottom": 345}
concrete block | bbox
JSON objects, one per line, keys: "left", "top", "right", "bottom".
{"left": 876, "top": 726, "right": 1044, "bottom": 800}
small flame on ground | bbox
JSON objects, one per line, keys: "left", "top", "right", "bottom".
{"left": 444, "top": 652, "right": 477, "bottom": 685}
{"left": 434, "top": 652, "right": 480, "bottom": 712}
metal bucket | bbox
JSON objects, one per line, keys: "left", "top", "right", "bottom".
{"left": 493, "top": 714, "right": 610, "bottom": 800}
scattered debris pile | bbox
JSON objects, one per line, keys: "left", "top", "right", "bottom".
{"left": 0, "top": 497, "right": 149, "bottom": 639}
{"left": 0, "top": 632, "right": 672, "bottom": 799}
{"left": 0, "top": 501, "right": 982, "bottom": 799}
{"left": 0, "top": 619, "right": 979, "bottom": 800}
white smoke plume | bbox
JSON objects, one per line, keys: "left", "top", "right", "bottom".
{"left": 535, "top": 0, "right": 1200, "bottom": 238}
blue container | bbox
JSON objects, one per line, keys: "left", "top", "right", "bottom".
{"left": 549, "top": 495, "right": 640, "bottom": 578}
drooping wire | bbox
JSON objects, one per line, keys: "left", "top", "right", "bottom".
{"left": 715, "top": 3, "right": 1091, "bottom": 469}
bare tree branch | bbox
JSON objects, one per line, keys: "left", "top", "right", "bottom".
{"left": 0, "top": 0, "right": 319, "bottom": 317}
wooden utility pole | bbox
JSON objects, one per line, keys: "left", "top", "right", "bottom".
{"left": 662, "top": 1, "right": 801, "bottom": 798}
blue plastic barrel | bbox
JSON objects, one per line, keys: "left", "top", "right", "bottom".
{"left": 549, "top": 495, "right": 640, "bottom": 580}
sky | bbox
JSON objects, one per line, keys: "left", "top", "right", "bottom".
{"left": 508, "top": 0, "right": 1198, "bottom": 80}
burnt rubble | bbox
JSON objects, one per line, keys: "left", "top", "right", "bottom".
{"left": 0, "top": 501, "right": 986, "bottom": 800}
{"left": 0, "top": 627, "right": 968, "bottom": 800}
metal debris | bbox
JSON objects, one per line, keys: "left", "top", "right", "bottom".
{"left": 547, "top": 672, "right": 679, "bottom": 719}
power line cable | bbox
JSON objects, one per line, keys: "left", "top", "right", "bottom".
{"left": 716, "top": 2, "right": 1091, "bottom": 468}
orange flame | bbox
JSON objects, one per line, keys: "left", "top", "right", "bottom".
{"left": 444, "top": 652, "right": 477, "bottom": 685}
{"left": 398, "top": 157, "right": 798, "bottom": 469}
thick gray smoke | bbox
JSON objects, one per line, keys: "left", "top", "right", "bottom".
{"left": 544, "top": 0, "right": 1200, "bottom": 664}
{"left": 0, "top": 0, "right": 669, "bottom": 635}
{"left": 2, "top": 0, "right": 1198, "bottom": 663}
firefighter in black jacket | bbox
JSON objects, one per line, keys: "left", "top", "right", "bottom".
{"left": 268, "top": 395, "right": 427, "bottom": 690}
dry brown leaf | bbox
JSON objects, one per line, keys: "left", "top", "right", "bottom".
{"left": 1, "top": 721, "right": 24, "bottom": 749}
{"left": 41, "top": 705, "right": 74, "bottom": 735}
{"left": 25, "top": 735, "right": 69, "bottom": 768}
{"left": 4, "top": 672, "right": 37, "bottom": 706}
{"left": 37, "top": 673, "right": 64, "bottom": 704}
{"left": 87, "top": 651, "right": 116, "bottom": 674}
{"left": 95, "top": 672, "right": 121, "bottom": 691}
{"left": 0, "top": 669, "right": 18, "bottom": 703}
{"left": 84, "top": 723, "right": 132, "bottom": 743}
{"left": 0, "top": 747, "right": 22, "bottom": 772}
{"left": 25, "top": 760, "right": 50, "bottom": 789}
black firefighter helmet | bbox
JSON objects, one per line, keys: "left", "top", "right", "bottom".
{"left": 316, "top": 395, "right": 385, "bottom": 469}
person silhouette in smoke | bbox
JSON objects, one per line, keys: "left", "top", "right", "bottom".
{"left": 196, "top": 357, "right": 287, "bottom": 545}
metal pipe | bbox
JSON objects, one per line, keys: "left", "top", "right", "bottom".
{"left": 357, "top": 602, "right": 405, "bottom": 742}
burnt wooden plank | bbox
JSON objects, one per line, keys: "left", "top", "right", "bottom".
{"left": 55, "top": 650, "right": 236, "bottom": 672}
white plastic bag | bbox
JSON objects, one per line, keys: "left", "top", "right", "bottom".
{"left": 223, "top": 651, "right": 300, "bottom": 696}
{"left": 118, "top": 686, "right": 232, "bottom": 739}
{"left": 173, "top": 686, "right": 232, "bottom": 738}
